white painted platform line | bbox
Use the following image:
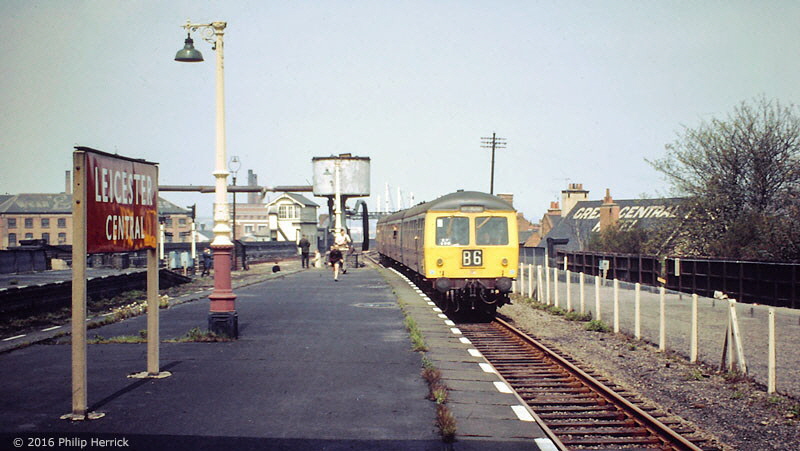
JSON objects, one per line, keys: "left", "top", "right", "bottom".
{"left": 2, "top": 334, "right": 26, "bottom": 342}
{"left": 437, "top": 314, "right": 448, "bottom": 319}
{"left": 450, "top": 328, "right": 462, "bottom": 335}
{"left": 432, "top": 307, "right": 442, "bottom": 313}
{"left": 493, "top": 381, "right": 513, "bottom": 394}
{"left": 479, "top": 363, "right": 496, "bottom": 374}
{"left": 459, "top": 337, "right": 471, "bottom": 344}
{"left": 422, "top": 296, "right": 431, "bottom": 301}
{"left": 511, "top": 405, "right": 535, "bottom": 422}
{"left": 444, "top": 319, "right": 455, "bottom": 326}
{"left": 468, "top": 348, "right": 482, "bottom": 357}
{"left": 427, "top": 301, "right": 435, "bottom": 306}
{"left": 42, "top": 326, "right": 61, "bottom": 332}
{"left": 534, "top": 438, "right": 559, "bottom": 451}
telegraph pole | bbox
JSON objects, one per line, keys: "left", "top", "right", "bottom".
{"left": 481, "top": 133, "right": 507, "bottom": 194}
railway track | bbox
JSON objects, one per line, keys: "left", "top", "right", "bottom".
{"left": 459, "top": 319, "right": 718, "bottom": 450}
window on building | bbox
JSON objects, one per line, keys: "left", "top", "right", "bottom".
{"left": 42, "top": 233, "right": 50, "bottom": 244}
{"left": 24, "top": 218, "right": 33, "bottom": 228}
{"left": 8, "top": 233, "right": 16, "bottom": 247}
{"left": 278, "top": 204, "right": 296, "bottom": 219}
{"left": 179, "top": 218, "right": 187, "bottom": 226}
{"left": 58, "top": 233, "right": 67, "bottom": 244}
{"left": 7, "top": 218, "right": 16, "bottom": 228}
{"left": 58, "top": 218, "right": 67, "bottom": 228}
{"left": 164, "top": 218, "right": 173, "bottom": 227}
{"left": 41, "top": 218, "right": 50, "bottom": 228}
{"left": 245, "top": 225, "right": 254, "bottom": 234}
{"left": 25, "top": 233, "right": 33, "bottom": 239}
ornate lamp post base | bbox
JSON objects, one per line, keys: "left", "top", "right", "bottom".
{"left": 208, "top": 244, "right": 238, "bottom": 338}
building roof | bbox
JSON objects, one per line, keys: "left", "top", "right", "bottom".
{"left": 267, "top": 192, "right": 319, "bottom": 208}
{"left": 157, "top": 197, "right": 191, "bottom": 215}
{"left": 0, "top": 193, "right": 189, "bottom": 215}
{"left": 540, "top": 197, "right": 684, "bottom": 251}
{"left": 0, "top": 193, "right": 72, "bottom": 213}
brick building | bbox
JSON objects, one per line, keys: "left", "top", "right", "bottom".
{"left": 0, "top": 193, "right": 193, "bottom": 250}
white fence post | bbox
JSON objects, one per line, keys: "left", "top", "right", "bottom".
{"left": 527, "top": 264, "right": 533, "bottom": 299}
{"left": 553, "top": 267, "right": 559, "bottom": 308}
{"left": 634, "top": 283, "right": 641, "bottom": 340}
{"left": 659, "top": 286, "right": 666, "bottom": 352}
{"left": 690, "top": 294, "right": 698, "bottom": 363}
{"left": 613, "top": 279, "right": 619, "bottom": 333}
{"left": 537, "top": 265, "right": 543, "bottom": 303}
{"left": 594, "top": 275, "right": 601, "bottom": 321}
{"left": 566, "top": 270, "right": 572, "bottom": 312}
{"left": 545, "top": 262, "right": 551, "bottom": 305}
{"left": 768, "top": 308, "right": 776, "bottom": 394}
{"left": 579, "top": 272, "right": 585, "bottom": 314}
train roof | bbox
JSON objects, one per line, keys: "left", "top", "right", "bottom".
{"left": 378, "top": 191, "right": 515, "bottom": 223}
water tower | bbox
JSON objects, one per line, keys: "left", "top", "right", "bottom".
{"left": 312, "top": 154, "right": 370, "bottom": 247}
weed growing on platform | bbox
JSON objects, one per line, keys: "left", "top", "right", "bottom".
{"left": 585, "top": 319, "right": 611, "bottom": 332}
{"left": 420, "top": 354, "right": 456, "bottom": 442}
{"left": 168, "top": 327, "right": 233, "bottom": 343}
{"left": 436, "top": 404, "right": 456, "bottom": 442}
{"left": 88, "top": 330, "right": 147, "bottom": 344}
{"left": 404, "top": 316, "right": 428, "bottom": 352}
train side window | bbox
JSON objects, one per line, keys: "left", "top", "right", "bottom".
{"left": 436, "top": 216, "right": 469, "bottom": 246}
{"left": 476, "top": 216, "right": 509, "bottom": 245}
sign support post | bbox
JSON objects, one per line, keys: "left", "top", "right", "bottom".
{"left": 62, "top": 147, "right": 166, "bottom": 421}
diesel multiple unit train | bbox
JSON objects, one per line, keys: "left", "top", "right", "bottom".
{"left": 376, "top": 190, "right": 519, "bottom": 320}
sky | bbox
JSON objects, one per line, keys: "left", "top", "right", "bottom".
{"left": 2, "top": 1, "right": 800, "bottom": 223}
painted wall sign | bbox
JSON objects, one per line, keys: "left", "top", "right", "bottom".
{"left": 83, "top": 149, "right": 158, "bottom": 253}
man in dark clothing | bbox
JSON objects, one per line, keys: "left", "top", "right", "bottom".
{"left": 328, "top": 246, "right": 343, "bottom": 281}
{"left": 201, "top": 248, "right": 213, "bottom": 277}
{"left": 298, "top": 236, "right": 311, "bottom": 268}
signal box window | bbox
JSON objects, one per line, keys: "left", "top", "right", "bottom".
{"left": 476, "top": 217, "right": 509, "bottom": 245}
{"left": 436, "top": 216, "right": 469, "bottom": 246}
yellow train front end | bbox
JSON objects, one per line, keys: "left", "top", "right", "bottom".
{"left": 422, "top": 205, "right": 519, "bottom": 320}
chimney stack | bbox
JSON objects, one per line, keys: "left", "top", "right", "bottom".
{"left": 561, "top": 183, "right": 589, "bottom": 217}
{"left": 65, "top": 171, "right": 72, "bottom": 195}
{"left": 598, "top": 188, "right": 620, "bottom": 231}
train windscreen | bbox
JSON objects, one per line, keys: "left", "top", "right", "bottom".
{"left": 476, "top": 216, "right": 509, "bottom": 245}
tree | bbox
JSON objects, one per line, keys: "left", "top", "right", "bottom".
{"left": 648, "top": 97, "right": 800, "bottom": 261}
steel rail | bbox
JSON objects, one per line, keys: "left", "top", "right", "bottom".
{"left": 483, "top": 318, "right": 704, "bottom": 450}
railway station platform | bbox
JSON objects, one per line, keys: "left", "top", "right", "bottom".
{"left": 0, "top": 261, "right": 556, "bottom": 450}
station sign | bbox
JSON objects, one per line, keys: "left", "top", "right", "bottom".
{"left": 81, "top": 148, "right": 158, "bottom": 253}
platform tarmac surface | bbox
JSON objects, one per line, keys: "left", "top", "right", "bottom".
{"left": 0, "top": 263, "right": 554, "bottom": 450}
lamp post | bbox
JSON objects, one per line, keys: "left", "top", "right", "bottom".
{"left": 229, "top": 155, "right": 241, "bottom": 270}
{"left": 175, "top": 20, "right": 237, "bottom": 338}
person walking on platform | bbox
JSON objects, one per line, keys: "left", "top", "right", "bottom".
{"left": 298, "top": 235, "right": 311, "bottom": 268}
{"left": 328, "top": 246, "right": 344, "bottom": 281}
{"left": 201, "top": 248, "right": 213, "bottom": 277}
{"left": 333, "top": 228, "right": 352, "bottom": 273}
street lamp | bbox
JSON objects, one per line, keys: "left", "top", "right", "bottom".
{"left": 229, "top": 155, "right": 241, "bottom": 270}
{"left": 175, "top": 20, "right": 237, "bottom": 338}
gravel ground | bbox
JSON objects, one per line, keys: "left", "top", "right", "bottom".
{"left": 499, "top": 298, "right": 800, "bottom": 451}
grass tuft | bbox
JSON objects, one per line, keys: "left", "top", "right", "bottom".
{"left": 585, "top": 319, "right": 611, "bottom": 333}
{"left": 167, "top": 327, "right": 234, "bottom": 342}
{"left": 436, "top": 404, "right": 457, "bottom": 442}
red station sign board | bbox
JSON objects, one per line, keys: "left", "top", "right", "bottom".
{"left": 81, "top": 148, "right": 158, "bottom": 254}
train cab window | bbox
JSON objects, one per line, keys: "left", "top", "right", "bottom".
{"left": 436, "top": 216, "right": 469, "bottom": 246}
{"left": 476, "top": 216, "right": 509, "bottom": 245}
